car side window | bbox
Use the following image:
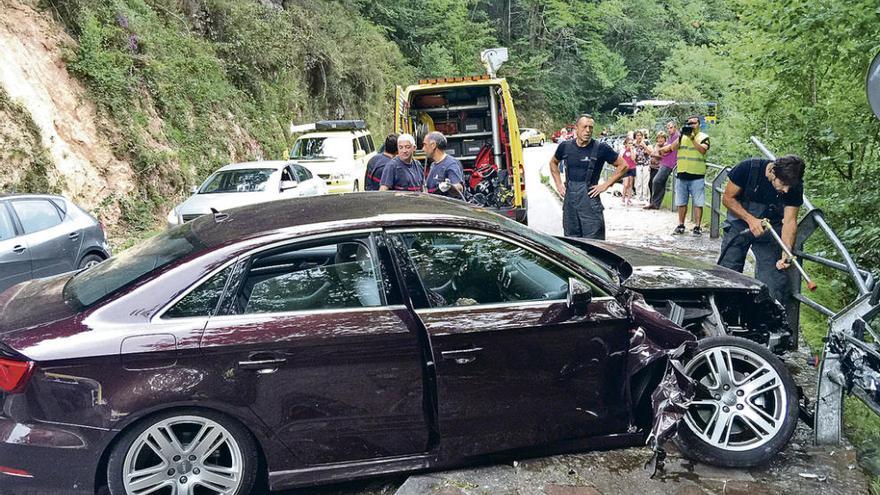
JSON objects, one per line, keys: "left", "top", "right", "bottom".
{"left": 352, "top": 139, "right": 359, "bottom": 156}
{"left": 295, "top": 164, "right": 312, "bottom": 180}
{"left": 281, "top": 167, "right": 296, "bottom": 183}
{"left": 399, "top": 232, "right": 579, "bottom": 308}
{"left": 11, "top": 200, "right": 63, "bottom": 234}
{"left": 164, "top": 266, "right": 233, "bottom": 319}
{"left": 366, "top": 134, "right": 375, "bottom": 153}
{"left": 234, "top": 238, "right": 383, "bottom": 315}
{"left": 0, "top": 205, "right": 16, "bottom": 240}
{"left": 357, "top": 136, "right": 369, "bottom": 154}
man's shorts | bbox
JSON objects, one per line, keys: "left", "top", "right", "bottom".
{"left": 674, "top": 177, "right": 705, "bottom": 207}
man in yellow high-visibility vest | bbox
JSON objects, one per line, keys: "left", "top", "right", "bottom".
{"left": 661, "top": 115, "right": 710, "bottom": 235}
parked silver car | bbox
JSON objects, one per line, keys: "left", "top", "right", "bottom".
{"left": 166, "top": 161, "right": 328, "bottom": 227}
{"left": 0, "top": 194, "right": 111, "bottom": 294}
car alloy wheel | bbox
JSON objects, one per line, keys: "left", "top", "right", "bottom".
{"left": 108, "top": 411, "right": 259, "bottom": 495}
{"left": 78, "top": 253, "right": 104, "bottom": 270}
{"left": 675, "top": 336, "right": 798, "bottom": 467}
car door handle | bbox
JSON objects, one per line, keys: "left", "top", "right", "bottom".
{"left": 12, "top": 245, "right": 26, "bottom": 254}
{"left": 68, "top": 232, "right": 80, "bottom": 240}
{"left": 238, "top": 357, "right": 287, "bottom": 371}
{"left": 441, "top": 347, "right": 483, "bottom": 365}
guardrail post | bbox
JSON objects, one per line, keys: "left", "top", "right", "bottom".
{"left": 710, "top": 168, "right": 729, "bottom": 239}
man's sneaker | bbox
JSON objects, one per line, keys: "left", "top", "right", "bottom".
{"left": 693, "top": 226, "right": 703, "bottom": 236}
{"left": 673, "top": 224, "right": 686, "bottom": 235}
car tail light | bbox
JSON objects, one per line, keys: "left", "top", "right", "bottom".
{"left": 0, "top": 358, "right": 34, "bottom": 394}
{"left": 0, "top": 465, "right": 33, "bottom": 478}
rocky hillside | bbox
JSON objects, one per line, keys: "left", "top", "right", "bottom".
{"left": 0, "top": 0, "right": 410, "bottom": 241}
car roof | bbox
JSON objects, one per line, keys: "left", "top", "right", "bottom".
{"left": 215, "top": 161, "right": 293, "bottom": 172}
{"left": 185, "top": 192, "right": 513, "bottom": 249}
{"left": 0, "top": 193, "right": 67, "bottom": 201}
{"left": 296, "top": 130, "right": 370, "bottom": 139}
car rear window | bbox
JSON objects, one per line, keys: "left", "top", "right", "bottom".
{"left": 199, "top": 169, "right": 274, "bottom": 194}
{"left": 64, "top": 224, "right": 207, "bottom": 308}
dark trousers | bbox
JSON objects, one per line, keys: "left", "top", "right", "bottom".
{"left": 648, "top": 167, "right": 659, "bottom": 199}
{"left": 562, "top": 181, "right": 605, "bottom": 239}
{"left": 650, "top": 167, "right": 673, "bottom": 208}
{"left": 718, "top": 218, "right": 791, "bottom": 304}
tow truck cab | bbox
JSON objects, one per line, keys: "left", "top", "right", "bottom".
{"left": 393, "top": 76, "right": 528, "bottom": 224}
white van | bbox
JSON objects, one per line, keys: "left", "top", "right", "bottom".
{"left": 289, "top": 120, "right": 377, "bottom": 193}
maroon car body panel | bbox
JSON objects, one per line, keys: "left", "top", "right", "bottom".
{"left": 0, "top": 193, "right": 695, "bottom": 493}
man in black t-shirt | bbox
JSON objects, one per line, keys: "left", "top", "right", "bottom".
{"left": 549, "top": 114, "right": 628, "bottom": 239}
{"left": 365, "top": 134, "right": 398, "bottom": 191}
{"left": 719, "top": 155, "right": 805, "bottom": 304}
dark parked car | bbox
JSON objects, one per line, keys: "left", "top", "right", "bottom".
{"left": 0, "top": 194, "right": 110, "bottom": 293}
{"left": 0, "top": 194, "right": 797, "bottom": 494}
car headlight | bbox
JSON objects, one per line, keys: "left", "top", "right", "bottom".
{"left": 166, "top": 209, "right": 180, "bottom": 225}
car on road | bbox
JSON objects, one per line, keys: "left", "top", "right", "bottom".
{"left": 0, "top": 193, "right": 109, "bottom": 294}
{"left": 166, "top": 160, "right": 327, "bottom": 227}
{"left": 552, "top": 125, "right": 575, "bottom": 143}
{"left": 289, "top": 120, "right": 376, "bottom": 193}
{"left": 0, "top": 194, "right": 798, "bottom": 494}
{"left": 520, "top": 128, "right": 546, "bottom": 147}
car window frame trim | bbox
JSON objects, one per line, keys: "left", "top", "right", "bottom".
{"left": 9, "top": 197, "right": 65, "bottom": 235}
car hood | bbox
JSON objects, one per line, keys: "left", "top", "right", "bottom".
{"left": 0, "top": 273, "right": 80, "bottom": 355}
{"left": 565, "top": 239, "right": 763, "bottom": 292}
{"left": 176, "top": 191, "right": 275, "bottom": 215}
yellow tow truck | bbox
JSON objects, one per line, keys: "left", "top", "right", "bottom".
{"left": 392, "top": 48, "right": 528, "bottom": 224}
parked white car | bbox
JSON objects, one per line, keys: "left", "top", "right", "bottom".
{"left": 166, "top": 161, "right": 327, "bottom": 227}
{"left": 289, "top": 121, "right": 376, "bottom": 193}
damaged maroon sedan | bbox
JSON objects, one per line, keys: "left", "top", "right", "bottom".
{"left": 0, "top": 193, "right": 798, "bottom": 494}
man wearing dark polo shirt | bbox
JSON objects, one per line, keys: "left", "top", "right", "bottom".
{"left": 423, "top": 131, "right": 464, "bottom": 199}
{"left": 365, "top": 133, "right": 398, "bottom": 191}
{"left": 719, "top": 155, "right": 805, "bottom": 304}
{"left": 379, "top": 133, "right": 424, "bottom": 192}
{"left": 549, "top": 114, "right": 629, "bottom": 239}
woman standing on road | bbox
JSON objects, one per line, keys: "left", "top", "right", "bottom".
{"left": 634, "top": 130, "right": 651, "bottom": 204}
{"left": 621, "top": 137, "right": 637, "bottom": 207}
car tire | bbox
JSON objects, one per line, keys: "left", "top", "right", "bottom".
{"left": 540, "top": 139, "right": 545, "bottom": 146}
{"left": 674, "top": 336, "right": 798, "bottom": 467}
{"left": 106, "top": 409, "right": 260, "bottom": 495}
{"left": 353, "top": 180, "right": 359, "bottom": 192}
{"left": 78, "top": 253, "right": 104, "bottom": 270}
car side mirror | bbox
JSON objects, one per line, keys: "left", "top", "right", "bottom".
{"left": 280, "top": 180, "right": 299, "bottom": 191}
{"left": 566, "top": 277, "right": 592, "bottom": 315}
{"left": 869, "top": 51, "right": 880, "bottom": 120}
{"left": 355, "top": 149, "right": 367, "bottom": 159}
{"left": 190, "top": 185, "right": 199, "bottom": 194}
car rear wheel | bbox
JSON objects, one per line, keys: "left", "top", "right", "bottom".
{"left": 107, "top": 409, "right": 260, "bottom": 495}
{"left": 674, "top": 336, "right": 798, "bottom": 467}
{"left": 540, "top": 139, "right": 545, "bottom": 146}
{"left": 78, "top": 253, "right": 104, "bottom": 270}
{"left": 353, "top": 180, "right": 359, "bottom": 192}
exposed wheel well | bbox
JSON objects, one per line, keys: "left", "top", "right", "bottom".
{"left": 93, "top": 405, "right": 268, "bottom": 494}
{"left": 79, "top": 249, "right": 107, "bottom": 264}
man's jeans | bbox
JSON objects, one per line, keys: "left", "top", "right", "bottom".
{"left": 718, "top": 218, "right": 790, "bottom": 304}
{"left": 650, "top": 167, "right": 673, "bottom": 208}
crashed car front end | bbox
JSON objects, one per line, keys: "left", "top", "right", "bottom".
{"left": 563, "top": 238, "right": 793, "bottom": 354}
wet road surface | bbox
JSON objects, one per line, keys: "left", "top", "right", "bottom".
{"left": 279, "top": 143, "right": 870, "bottom": 495}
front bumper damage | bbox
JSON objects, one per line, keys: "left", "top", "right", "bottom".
{"left": 626, "top": 296, "right": 698, "bottom": 475}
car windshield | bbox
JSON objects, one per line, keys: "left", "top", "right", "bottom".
{"left": 291, "top": 137, "right": 349, "bottom": 160}
{"left": 199, "top": 168, "right": 274, "bottom": 194}
{"left": 64, "top": 224, "right": 207, "bottom": 308}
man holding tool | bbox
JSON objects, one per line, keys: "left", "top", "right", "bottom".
{"left": 718, "top": 155, "right": 807, "bottom": 304}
